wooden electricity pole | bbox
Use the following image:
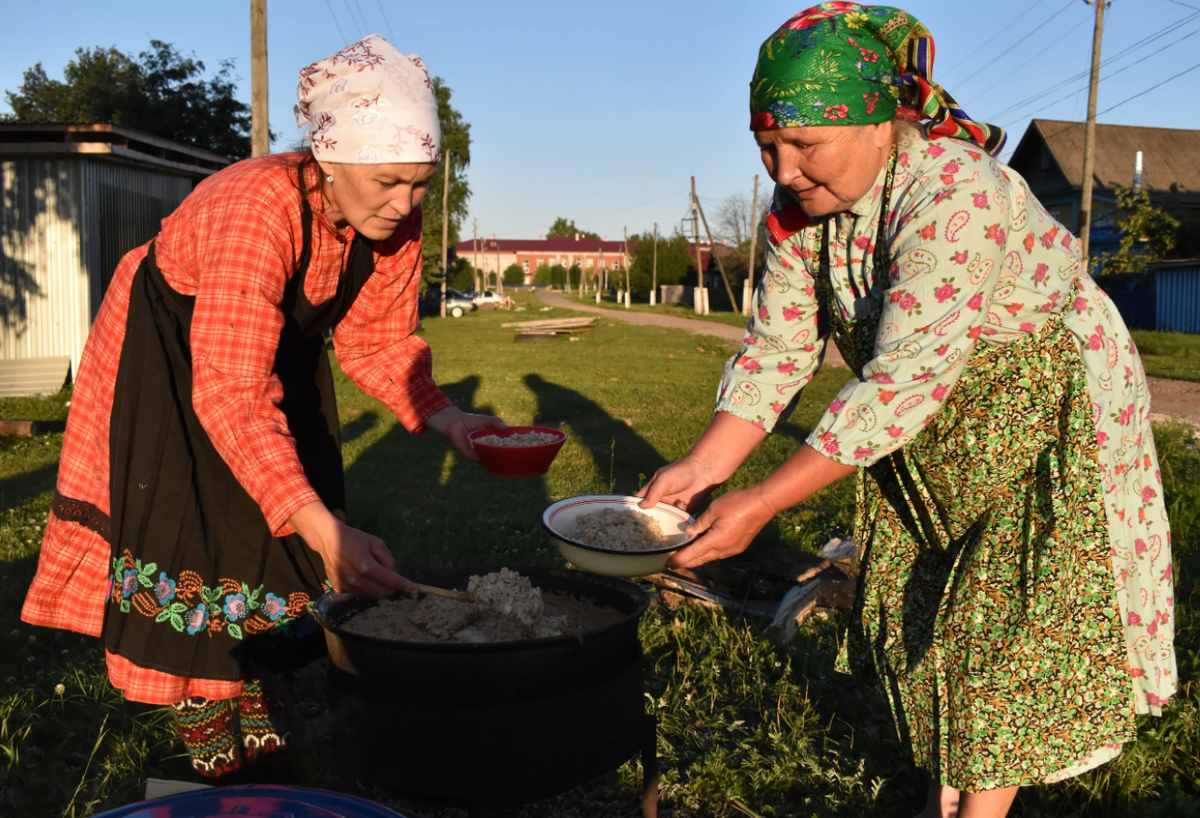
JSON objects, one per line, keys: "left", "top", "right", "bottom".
{"left": 1079, "top": 0, "right": 1107, "bottom": 266}
{"left": 651, "top": 222, "right": 658, "bottom": 306}
{"left": 695, "top": 195, "right": 738, "bottom": 311}
{"left": 250, "top": 0, "right": 269, "bottom": 157}
{"left": 472, "top": 218, "right": 479, "bottom": 292}
{"left": 691, "top": 177, "right": 704, "bottom": 313}
{"left": 745, "top": 174, "right": 759, "bottom": 315}
{"left": 623, "top": 227, "right": 630, "bottom": 307}
{"left": 439, "top": 152, "right": 452, "bottom": 317}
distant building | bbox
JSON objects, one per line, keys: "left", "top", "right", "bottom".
{"left": 0, "top": 124, "right": 228, "bottom": 394}
{"left": 452, "top": 234, "right": 736, "bottom": 288}
{"left": 1008, "top": 119, "right": 1200, "bottom": 254}
{"left": 453, "top": 235, "right": 633, "bottom": 285}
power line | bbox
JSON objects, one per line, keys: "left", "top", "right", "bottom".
{"left": 343, "top": 0, "right": 367, "bottom": 35}
{"left": 969, "top": 14, "right": 1091, "bottom": 102}
{"left": 353, "top": 0, "right": 374, "bottom": 34}
{"left": 376, "top": 0, "right": 398, "bottom": 43}
{"left": 954, "top": 0, "right": 1076, "bottom": 90}
{"left": 1011, "top": 25, "right": 1200, "bottom": 121}
{"left": 1094, "top": 57, "right": 1200, "bottom": 115}
{"left": 982, "top": 9, "right": 1200, "bottom": 121}
{"left": 324, "top": 0, "right": 348, "bottom": 43}
{"left": 938, "top": 0, "right": 1045, "bottom": 77}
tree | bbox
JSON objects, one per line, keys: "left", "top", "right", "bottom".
{"left": 715, "top": 191, "right": 770, "bottom": 285}
{"left": 567, "top": 261, "right": 582, "bottom": 292}
{"left": 447, "top": 257, "right": 475, "bottom": 292}
{"left": 549, "top": 263, "right": 567, "bottom": 289}
{"left": 5, "top": 40, "right": 257, "bottom": 159}
{"left": 533, "top": 264, "right": 554, "bottom": 286}
{"left": 546, "top": 217, "right": 599, "bottom": 240}
{"left": 627, "top": 232, "right": 695, "bottom": 295}
{"left": 1094, "top": 185, "right": 1180, "bottom": 277}
{"left": 420, "top": 78, "right": 472, "bottom": 293}
{"left": 503, "top": 263, "right": 524, "bottom": 286}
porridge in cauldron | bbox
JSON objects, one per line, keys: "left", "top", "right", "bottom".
{"left": 340, "top": 568, "right": 623, "bottom": 644}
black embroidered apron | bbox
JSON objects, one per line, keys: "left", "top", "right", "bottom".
{"left": 102, "top": 188, "right": 374, "bottom": 682}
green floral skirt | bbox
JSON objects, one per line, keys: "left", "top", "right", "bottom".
{"left": 840, "top": 314, "right": 1136, "bottom": 791}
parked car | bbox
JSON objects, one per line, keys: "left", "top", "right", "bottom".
{"left": 419, "top": 288, "right": 477, "bottom": 318}
{"left": 467, "top": 289, "right": 506, "bottom": 309}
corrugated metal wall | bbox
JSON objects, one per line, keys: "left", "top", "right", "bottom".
{"left": 1, "top": 157, "right": 90, "bottom": 370}
{"left": 0, "top": 157, "right": 192, "bottom": 375}
{"left": 1156, "top": 266, "right": 1200, "bottom": 334}
{"left": 81, "top": 159, "right": 192, "bottom": 319}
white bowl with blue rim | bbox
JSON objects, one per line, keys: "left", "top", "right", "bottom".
{"left": 541, "top": 494, "right": 697, "bottom": 578}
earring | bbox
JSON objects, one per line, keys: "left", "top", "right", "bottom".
{"left": 326, "top": 174, "right": 334, "bottom": 184}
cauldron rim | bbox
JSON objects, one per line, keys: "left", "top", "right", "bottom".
{"left": 313, "top": 566, "right": 651, "bottom": 654}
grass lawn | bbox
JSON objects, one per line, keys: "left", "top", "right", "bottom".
{"left": 552, "top": 290, "right": 752, "bottom": 329}
{"left": 1131, "top": 331, "right": 1200, "bottom": 383}
{"left": 2, "top": 292, "right": 1198, "bottom": 817}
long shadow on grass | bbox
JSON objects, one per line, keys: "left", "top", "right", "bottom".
{"left": 0, "top": 461, "right": 58, "bottom": 513}
{"left": 343, "top": 376, "right": 562, "bottom": 571}
{"left": 525, "top": 373, "right": 668, "bottom": 495}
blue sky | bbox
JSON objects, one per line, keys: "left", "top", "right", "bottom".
{"left": 3, "top": 1, "right": 1198, "bottom": 240}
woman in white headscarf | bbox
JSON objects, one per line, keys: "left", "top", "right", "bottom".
{"left": 21, "top": 35, "right": 500, "bottom": 781}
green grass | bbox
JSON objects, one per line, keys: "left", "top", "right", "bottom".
{"left": 1131, "top": 331, "right": 1200, "bottom": 383}
{"left": 2, "top": 291, "right": 1197, "bottom": 816}
{"left": 552, "top": 290, "right": 753, "bottom": 329}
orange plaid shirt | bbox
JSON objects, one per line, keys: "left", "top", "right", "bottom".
{"left": 23, "top": 153, "right": 450, "bottom": 704}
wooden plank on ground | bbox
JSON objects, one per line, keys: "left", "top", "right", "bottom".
{"left": 0, "top": 420, "right": 67, "bottom": 436}
{"left": 501, "top": 317, "right": 598, "bottom": 329}
{"left": 765, "top": 581, "right": 823, "bottom": 643}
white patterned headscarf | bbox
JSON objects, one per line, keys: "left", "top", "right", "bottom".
{"left": 294, "top": 34, "right": 441, "bottom": 164}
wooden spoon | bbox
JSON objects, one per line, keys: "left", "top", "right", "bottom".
{"left": 413, "top": 583, "right": 472, "bottom": 603}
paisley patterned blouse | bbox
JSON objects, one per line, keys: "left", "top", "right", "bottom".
{"left": 716, "top": 128, "right": 1175, "bottom": 717}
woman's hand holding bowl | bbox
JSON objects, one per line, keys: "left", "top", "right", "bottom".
{"left": 425, "top": 405, "right": 507, "bottom": 463}
{"left": 636, "top": 457, "right": 721, "bottom": 514}
{"left": 665, "top": 487, "right": 776, "bottom": 570}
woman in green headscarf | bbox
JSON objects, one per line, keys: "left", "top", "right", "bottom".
{"left": 638, "top": 4, "right": 1175, "bottom": 816}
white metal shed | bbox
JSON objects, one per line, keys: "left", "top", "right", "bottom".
{"left": 1, "top": 124, "right": 229, "bottom": 396}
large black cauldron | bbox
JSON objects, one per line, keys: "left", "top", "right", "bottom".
{"left": 314, "top": 568, "right": 657, "bottom": 812}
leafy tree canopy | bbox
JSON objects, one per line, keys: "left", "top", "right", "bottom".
{"left": 5, "top": 40, "right": 258, "bottom": 159}
{"left": 1094, "top": 186, "right": 1180, "bottom": 277}
{"left": 420, "top": 77, "right": 472, "bottom": 293}
{"left": 503, "top": 262, "right": 525, "bottom": 286}
{"left": 546, "top": 217, "right": 599, "bottom": 240}
{"left": 627, "top": 232, "right": 695, "bottom": 294}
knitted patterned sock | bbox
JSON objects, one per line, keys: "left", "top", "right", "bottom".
{"left": 170, "top": 696, "right": 242, "bottom": 781}
{"left": 237, "top": 678, "right": 292, "bottom": 775}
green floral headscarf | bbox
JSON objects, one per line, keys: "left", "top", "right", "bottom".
{"left": 750, "top": 3, "right": 1006, "bottom": 155}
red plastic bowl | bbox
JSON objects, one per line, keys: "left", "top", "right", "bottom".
{"left": 468, "top": 426, "right": 567, "bottom": 478}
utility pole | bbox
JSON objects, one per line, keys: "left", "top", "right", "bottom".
{"left": 745, "top": 174, "right": 759, "bottom": 316}
{"left": 695, "top": 195, "right": 739, "bottom": 311}
{"left": 597, "top": 245, "right": 605, "bottom": 304}
{"left": 495, "top": 237, "right": 502, "bottom": 294}
{"left": 651, "top": 222, "right": 658, "bottom": 306}
{"left": 691, "top": 177, "right": 706, "bottom": 314}
{"left": 1079, "top": 0, "right": 1106, "bottom": 266}
{"left": 472, "top": 218, "right": 479, "bottom": 292}
{"left": 623, "top": 227, "right": 630, "bottom": 308}
{"left": 250, "top": 0, "right": 269, "bottom": 157}
{"left": 439, "top": 152, "right": 452, "bottom": 317}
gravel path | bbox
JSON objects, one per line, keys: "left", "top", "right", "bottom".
{"left": 534, "top": 290, "right": 848, "bottom": 369}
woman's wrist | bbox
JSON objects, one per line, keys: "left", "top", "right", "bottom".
{"left": 288, "top": 501, "right": 339, "bottom": 556}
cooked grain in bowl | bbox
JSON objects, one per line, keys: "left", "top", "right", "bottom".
{"left": 571, "top": 507, "right": 670, "bottom": 552}
{"left": 474, "top": 431, "right": 561, "bottom": 447}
